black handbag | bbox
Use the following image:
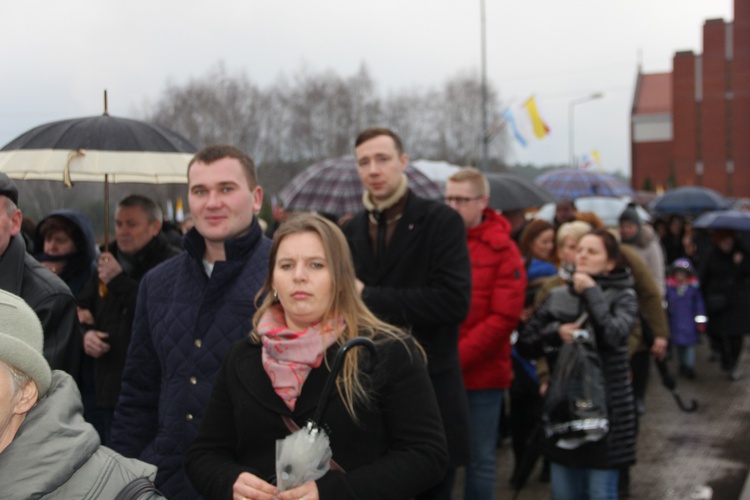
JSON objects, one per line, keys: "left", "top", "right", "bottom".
{"left": 543, "top": 328, "right": 609, "bottom": 449}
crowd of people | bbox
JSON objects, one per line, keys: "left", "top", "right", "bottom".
{"left": 0, "top": 126, "right": 748, "bottom": 500}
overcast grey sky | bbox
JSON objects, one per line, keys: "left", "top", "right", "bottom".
{"left": 0, "top": 0, "right": 735, "bottom": 175}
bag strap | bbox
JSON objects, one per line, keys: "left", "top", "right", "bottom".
{"left": 113, "top": 477, "right": 162, "bottom": 500}
{"left": 281, "top": 415, "right": 346, "bottom": 473}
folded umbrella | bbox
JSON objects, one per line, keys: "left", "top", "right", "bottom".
{"left": 276, "top": 337, "right": 377, "bottom": 491}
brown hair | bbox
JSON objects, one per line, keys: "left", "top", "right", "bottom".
{"left": 37, "top": 216, "right": 77, "bottom": 243}
{"left": 575, "top": 211, "right": 606, "bottom": 229}
{"left": 355, "top": 127, "right": 404, "bottom": 155}
{"left": 252, "top": 213, "right": 415, "bottom": 420}
{"left": 519, "top": 219, "right": 556, "bottom": 262}
{"left": 188, "top": 144, "right": 258, "bottom": 189}
{"left": 583, "top": 228, "right": 626, "bottom": 272}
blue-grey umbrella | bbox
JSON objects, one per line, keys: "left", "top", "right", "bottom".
{"left": 649, "top": 186, "right": 729, "bottom": 216}
{"left": 693, "top": 210, "right": 750, "bottom": 232}
{"left": 535, "top": 168, "right": 633, "bottom": 201}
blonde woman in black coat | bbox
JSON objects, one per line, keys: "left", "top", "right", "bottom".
{"left": 186, "top": 214, "right": 447, "bottom": 500}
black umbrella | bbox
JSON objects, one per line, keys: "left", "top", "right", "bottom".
{"left": 649, "top": 186, "right": 729, "bottom": 216}
{"left": 486, "top": 173, "right": 556, "bottom": 212}
{"left": 653, "top": 357, "right": 698, "bottom": 413}
{"left": 0, "top": 94, "right": 198, "bottom": 297}
{"left": 0, "top": 95, "right": 197, "bottom": 249}
{"left": 641, "top": 315, "right": 698, "bottom": 413}
{"left": 276, "top": 337, "right": 378, "bottom": 491}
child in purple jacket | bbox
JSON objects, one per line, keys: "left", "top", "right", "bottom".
{"left": 666, "top": 258, "right": 707, "bottom": 378}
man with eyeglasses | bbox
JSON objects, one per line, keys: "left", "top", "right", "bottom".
{"left": 343, "top": 127, "right": 472, "bottom": 500}
{"left": 445, "top": 167, "right": 526, "bottom": 500}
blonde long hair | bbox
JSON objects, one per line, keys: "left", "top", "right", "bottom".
{"left": 253, "top": 213, "right": 415, "bottom": 419}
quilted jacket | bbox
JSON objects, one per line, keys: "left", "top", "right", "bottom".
{"left": 459, "top": 208, "right": 526, "bottom": 390}
{"left": 110, "top": 219, "right": 271, "bottom": 500}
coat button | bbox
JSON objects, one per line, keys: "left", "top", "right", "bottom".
{"left": 189, "top": 376, "right": 197, "bottom": 385}
{"left": 186, "top": 413, "right": 194, "bottom": 422}
{"left": 194, "top": 339, "right": 202, "bottom": 348}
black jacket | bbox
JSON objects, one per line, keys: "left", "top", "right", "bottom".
{"left": 518, "top": 271, "right": 638, "bottom": 469}
{"left": 77, "top": 233, "right": 181, "bottom": 408}
{"left": 0, "top": 234, "right": 80, "bottom": 377}
{"left": 343, "top": 191, "right": 472, "bottom": 467}
{"left": 699, "top": 241, "right": 750, "bottom": 337}
{"left": 186, "top": 336, "right": 448, "bottom": 500}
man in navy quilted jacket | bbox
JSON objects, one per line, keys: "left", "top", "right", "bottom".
{"left": 110, "top": 145, "right": 271, "bottom": 499}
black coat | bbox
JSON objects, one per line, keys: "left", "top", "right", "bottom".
{"left": 186, "top": 336, "right": 448, "bottom": 500}
{"left": 342, "top": 192, "right": 472, "bottom": 467}
{"left": 518, "top": 271, "right": 638, "bottom": 469}
{"left": 77, "top": 234, "right": 181, "bottom": 408}
{"left": 699, "top": 241, "right": 750, "bottom": 337}
{"left": 0, "top": 234, "right": 80, "bottom": 377}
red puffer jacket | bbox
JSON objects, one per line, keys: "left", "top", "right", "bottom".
{"left": 459, "top": 208, "right": 526, "bottom": 389}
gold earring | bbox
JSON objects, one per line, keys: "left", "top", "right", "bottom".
{"left": 273, "top": 290, "right": 278, "bottom": 300}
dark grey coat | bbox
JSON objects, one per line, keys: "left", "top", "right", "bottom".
{"left": 0, "top": 234, "right": 80, "bottom": 378}
{"left": 518, "top": 271, "right": 638, "bottom": 469}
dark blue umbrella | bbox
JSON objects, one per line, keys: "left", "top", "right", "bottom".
{"left": 693, "top": 210, "right": 750, "bottom": 232}
{"left": 649, "top": 186, "right": 729, "bottom": 216}
{"left": 535, "top": 168, "right": 633, "bottom": 201}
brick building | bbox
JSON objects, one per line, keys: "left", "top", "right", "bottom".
{"left": 631, "top": 0, "right": 750, "bottom": 197}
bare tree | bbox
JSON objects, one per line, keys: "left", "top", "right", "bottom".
{"left": 141, "top": 62, "right": 510, "bottom": 195}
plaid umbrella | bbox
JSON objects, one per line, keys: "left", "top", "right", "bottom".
{"left": 278, "top": 156, "right": 442, "bottom": 218}
{"left": 535, "top": 168, "right": 633, "bottom": 201}
{"left": 649, "top": 186, "right": 729, "bottom": 216}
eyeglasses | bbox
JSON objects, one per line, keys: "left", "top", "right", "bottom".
{"left": 444, "top": 196, "right": 483, "bottom": 206}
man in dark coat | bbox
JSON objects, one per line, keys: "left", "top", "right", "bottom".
{"left": 342, "top": 128, "right": 472, "bottom": 500}
{"left": 0, "top": 172, "right": 80, "bottom": 378}
{"left": 77, "top": 194, "right": 181, "bottom": 445}
{"left": 110, "top": 146, "right": 271, "bottom": 499}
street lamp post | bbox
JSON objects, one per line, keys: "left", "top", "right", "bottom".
{"left": 568, "top": 93, "right": 603, "bottom": 167}
{"left": 480, "top": 0, "right": 489, "bottom": 172}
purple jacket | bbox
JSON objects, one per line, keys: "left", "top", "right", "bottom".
{"left": 666, "top": 280, "right": 706, "bottom": 346}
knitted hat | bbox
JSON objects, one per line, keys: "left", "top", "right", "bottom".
{"left": 0, "top": 171, "right": 19, "bottom": 205}
{"left": 669, "top": 257, "right": 696, "bottom": 276}
{"left": 619, "top": 204, "right": 641, "bottom": 226}
{"left": 0, "top": 290, "right": 51, "bottom": 396}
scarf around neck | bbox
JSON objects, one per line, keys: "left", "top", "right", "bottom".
{"left": 257, "top": 305, "right": 342, "bottom": 411}
{"left": 362, "top": 173, "right": 408, "bottom": 212}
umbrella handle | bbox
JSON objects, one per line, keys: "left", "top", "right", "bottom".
{"left": 312, "top": 337, "right": 377, "bottom": 426}
{"left": 673, "top": 392, "right": 699, "bottom": 413}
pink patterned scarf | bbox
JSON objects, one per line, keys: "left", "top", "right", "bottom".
{"left": 257, "top": 305, "right": 342, "bottom": 411}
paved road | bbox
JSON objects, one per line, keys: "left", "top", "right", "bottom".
{"left": 453, "top": 339, "right": 750, "bottom": 499}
